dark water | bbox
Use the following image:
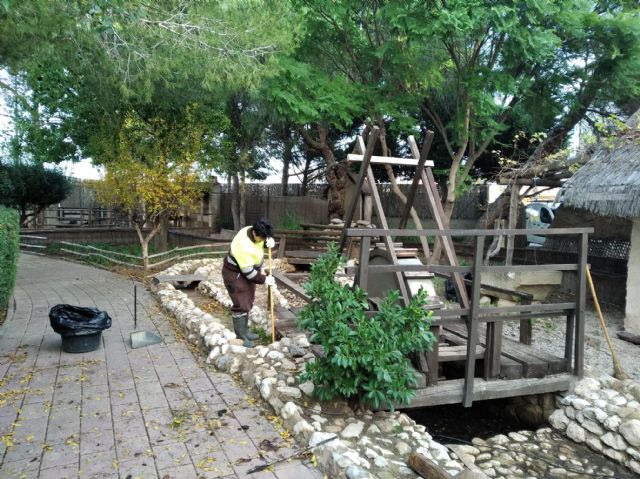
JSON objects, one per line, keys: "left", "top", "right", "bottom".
{"left": 406, "top": 399, "right": 637, "bottom": 479}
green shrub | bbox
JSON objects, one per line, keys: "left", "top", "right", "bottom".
{"left": 298, "top": 243, "right": 435, "bottom": 410}
{"left": 279, "top": 210, "right": 302, "bottom": 230}
{"left": 0, "top": 207, "right": 19, "bottom": 311}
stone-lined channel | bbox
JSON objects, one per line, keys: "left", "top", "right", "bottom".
{"left": 408, "top": 399, "right": 636, "bottom": 478}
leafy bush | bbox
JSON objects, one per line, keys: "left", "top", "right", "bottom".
{"left": 0, "top": 207, "right": 19, "bottom": 311}
{"left": 279, "top": 210, "right": 302, "bottom": 230}
{"left": 298, "top": 243, "right": 435, "bottom": 410}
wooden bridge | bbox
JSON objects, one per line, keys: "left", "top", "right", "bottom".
{"left": 273, "top": 226, "right": 591, "bottom": 409}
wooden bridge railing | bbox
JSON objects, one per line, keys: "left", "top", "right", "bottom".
{"left": 344, "top": 227, "right": 593, "bottom": 407}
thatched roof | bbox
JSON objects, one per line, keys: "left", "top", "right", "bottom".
{"left": 562, "top": 110, "right": 640, "bottom": 219}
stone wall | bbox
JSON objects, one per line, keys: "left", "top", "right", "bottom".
{"left": 548, "top": 376, "right": 640, "bottom": 475}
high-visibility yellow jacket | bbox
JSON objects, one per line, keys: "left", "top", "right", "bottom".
{"left": 226, "top": 226, "right": 265, "bottom": 283}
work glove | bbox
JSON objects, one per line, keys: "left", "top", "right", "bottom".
{"left": 265, "top": 275, "right": 276, "bottom": 287}
{"left": 265, "top": 237, "right": 276, "bottom": 249}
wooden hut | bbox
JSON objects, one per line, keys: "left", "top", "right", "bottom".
{"left": 561, "top": 110, "right": 640, "bottom": 335}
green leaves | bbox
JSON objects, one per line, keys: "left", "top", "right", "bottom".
{"left": 298, "top": 243, "right": 436, "bottom": 410}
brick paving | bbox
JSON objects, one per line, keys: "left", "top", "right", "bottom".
{"left": 0, "top": 254, "right": 323, "bottom": 479}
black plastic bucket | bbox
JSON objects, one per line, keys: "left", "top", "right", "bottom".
{"left": 61, "top": 331, "right": 103, "bottom": 353}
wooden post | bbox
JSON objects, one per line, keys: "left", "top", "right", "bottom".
{"left": 505, "top": 185, "right": 519, "bottom": 265}
{"left": 574, "top": 232, "right": 588, "bottom": 377}
{"left": 357, "top": 237, "right": 372, "bottom": 291}
{"left": 564, "top": 311, "right": 575, "bottom": 371}
{"left": 484, "top": 321, "right": 503, "bottom": 380}
{"left": 463, "top": 235, "right": 485, "bottom": 407}
{"left": 340, "top": 127, "right": 380, "bottom": 252}
{"left": 519, "top": 296, "right": 533, "bottom": 345}
{"left": 425, "top": 325, "right": 440, "bottom": 386}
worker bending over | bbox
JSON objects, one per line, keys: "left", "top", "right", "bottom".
{"left": 222, "top": 219, "right": 276, "bottom": 347}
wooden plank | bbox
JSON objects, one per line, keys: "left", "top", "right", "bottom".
{"left": 362, "top": 263, "right": 577, "bottom": 273}
{"left": 463, "top": 236, "right": 484, "bottom": 406}
{"left": 446, "top": 324, "right": 549, "bottom": 378}
{"left": 442, "top": 330, "right": 522, "bottom": 379}
{"left": 392, "top": 374, "right": 574, "bottom": 409}
{"left": 340, "top": 127, "right": 380, "bottom": 251}
{"left": 344, "top": 227, "right": 594, "bottom": 237}
{"left": 484, "top": 322, "right": 503, "bottom": 379}
{"left": 575, "top": 233, "right": 588, "bottom": 377}
{"left": 347, "top": 153, "right": 434, "bottom": 167}
{"left": 276, "top": 235, "right": 287, "bottom": 258}
{"left": 438, "top": 344, "right": 485, "bottom": 362}
{"left": 272, "top": 272, "right": 310, "bottom": 303}
{"left": 519, "top": 296, "right": 533, "bottom": 345}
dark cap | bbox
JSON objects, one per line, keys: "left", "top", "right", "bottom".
{"left": 252, "top": 218, "right": 274, "bottom": 238}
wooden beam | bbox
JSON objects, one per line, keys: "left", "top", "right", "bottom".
{"left": 343, "top": 227, "right": 594, "bottom": 237}
{"left": 506, "top": 185, "right": 519, "bottom": 265}
{"left": 272, "top": 272, "right": 311, "bottom": 303}
{"left": 389, "top": 374, "right": 574, "bottom": 409}
{"left": 347, "top": 153, "right": 434, "bottom": 167}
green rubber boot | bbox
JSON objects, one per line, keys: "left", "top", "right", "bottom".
{"left": 232, "top": 314, "right": 255, "bottom": 347}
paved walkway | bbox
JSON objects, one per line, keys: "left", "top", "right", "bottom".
{"left": 0, "top": 254, "right": 322, "bottom": 479}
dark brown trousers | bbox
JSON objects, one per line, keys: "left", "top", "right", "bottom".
{"left": 222, "top": 267, "right": 256, "bottom": 314}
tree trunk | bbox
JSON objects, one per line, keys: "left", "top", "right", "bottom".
{"left": 240, "top": 169, "right": 247, "bottom": 227}
{"left": 231, "top": 173, "right": 240, "bottom": 230}
{"left": 154, "top": 212, "right": 169, "bottom": 253}
{"left": 300, "top": 124, "right": 345, "bottom": 220}
{"left": 301, "top": 151, "right": 313, "bottom": 196}
{"left": 281, "top": 126, "right": 293, "bottom": 196}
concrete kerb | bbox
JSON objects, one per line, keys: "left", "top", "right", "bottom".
{"left": 152, "top": 258, "right": 466, "bottom": 479}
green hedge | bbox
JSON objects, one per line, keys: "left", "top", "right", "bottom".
{"left": 0, "top": 207, "right": 19, "bottom": 312}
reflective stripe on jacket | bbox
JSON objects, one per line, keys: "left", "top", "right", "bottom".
{"left": 227, "top": 226, "right": 265, "bottom": 283}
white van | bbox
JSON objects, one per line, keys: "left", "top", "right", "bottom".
{"left": 525, "top": 202, "right": 555, "bottom": 246}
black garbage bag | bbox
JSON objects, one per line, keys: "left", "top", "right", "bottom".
{"left": 49, "top": 304, "right": 112, "bottom": 337}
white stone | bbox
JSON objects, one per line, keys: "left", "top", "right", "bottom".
{"left": 565, "top": 407, "right": 575, "bottom": 419}
{"left": 293, "top": 419, "right": 315, "bottom": 440}
{"left": 620, "top": 419, "right": 640, "bottom": 446}
{"left": 281, "top": 401, "right": 303, "bottom": 421}
{"left": 571, "top": 398, "right": 590, "bottom": 410}
{"left": 586, "top": 437, "right": 603, "bottom": 452}
{"left": 299, "top": 381, "right": 315, "bottom": 396}
{"left": 604, "top": 415, "right": 622, "bottom": 431}
{"left": 601, "top": 432, "right": 627, "bottom": 450}
{"left": 373, "top": 456, "right": 388, "bottom": 467}
{"left": 366, "top": 424, "right": 380, "bottom": 434}
{"left": 508, "top": 432, "right": 528, "bottom": 442}
{"left": 548, "top": 409, "right": 569, "bottom": 430}
{"left": 566, "top": 423, "right": 586, "bottom": 443}
{"left": 260, "top": 378, "right": 275, "bottom": 400}
{"left": 574, "top": 378, "right": 600, "bottom": 398}
{"left": 341, "top": 421, "right": 365, "bottom": 439}
{"left": 581, "top": 419, "right": 604, "bottom": 436}
{"left": 395, "top": 441, "right": 411, "bottom": 455}
{"left": 267, "top": 350, "right": 285, "bottom": 361}
{"left": 603, "top": 447, "right": 624, "bottom": 462}
{"left": 364, "top": 448, "right": 378, "bottom": 459}
{"left": 582, "top": 407, "right": 607, "bottom": 423}
{"left": 276, "top": 386, "right": 302, "bottom": 399}
{"left": 230, "top": 344, "right": 247, "bottom": 354}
